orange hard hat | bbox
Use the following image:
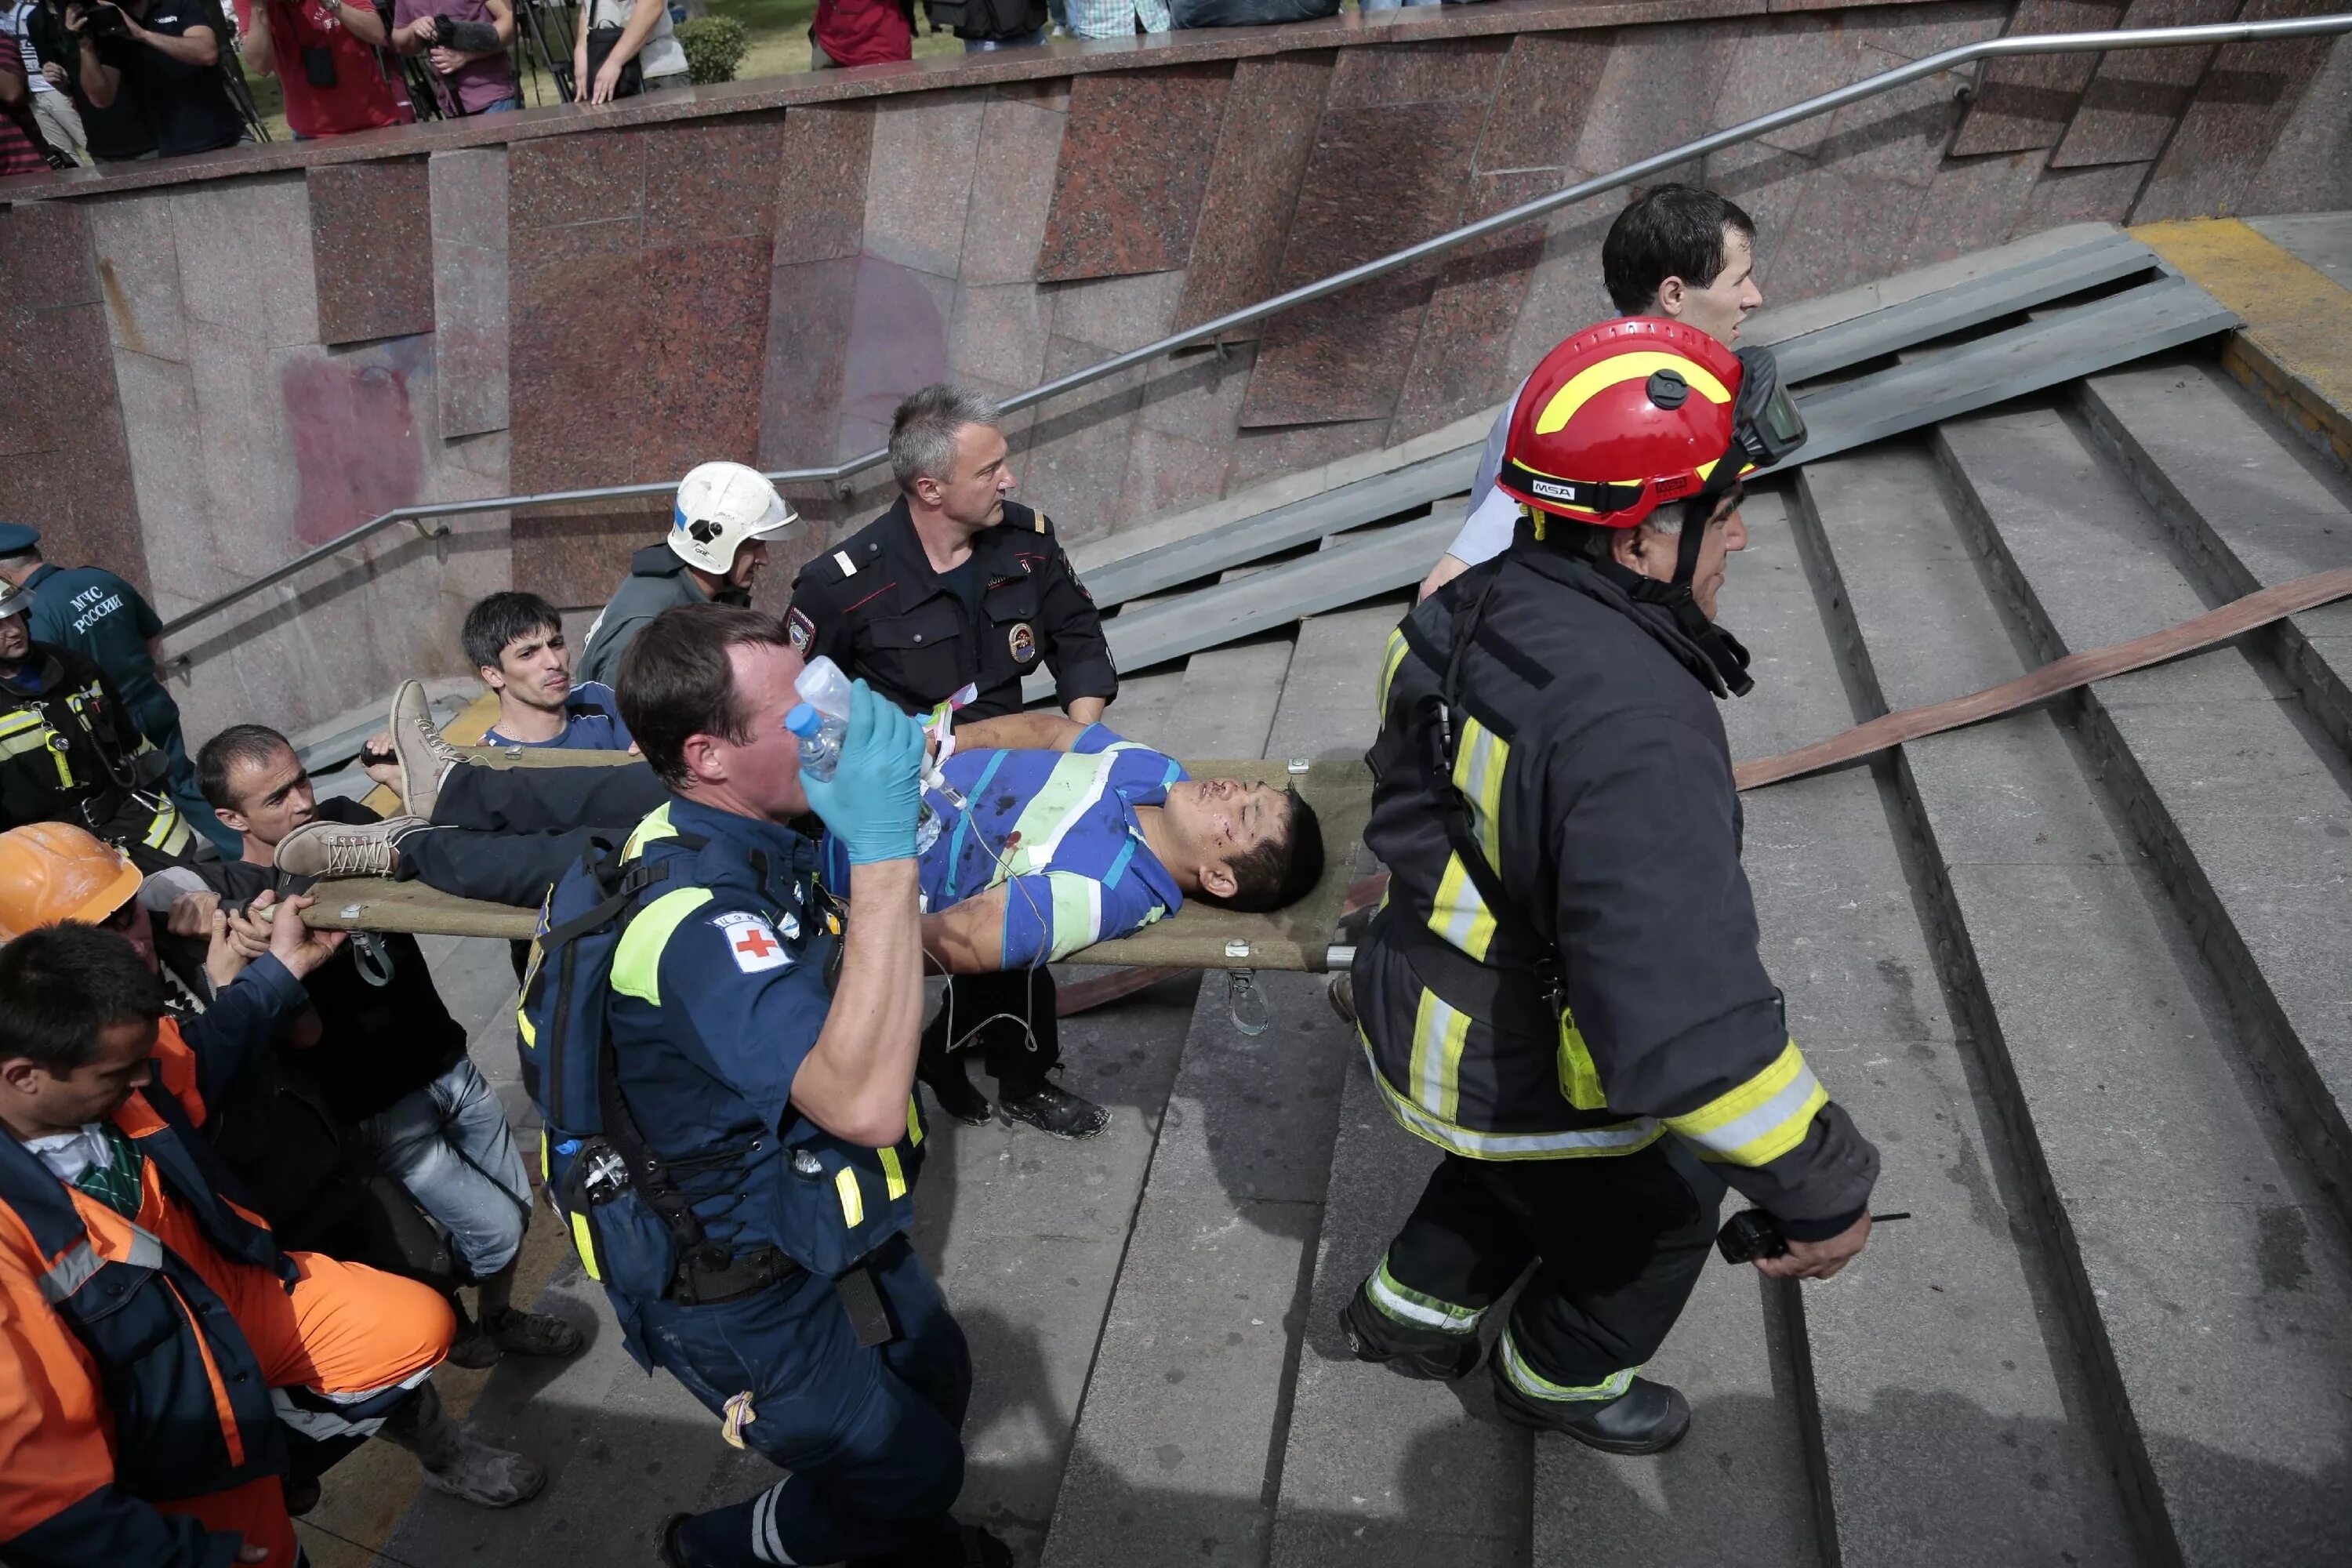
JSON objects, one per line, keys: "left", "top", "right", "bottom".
{"left": 1494, "top": 317, "right": 1748, "bottom": 531}
{"left": 0, "top": 822, "right": 143, "bottom": 942}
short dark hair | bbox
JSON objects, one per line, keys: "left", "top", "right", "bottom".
{"left": 0, "top": 924, "right": 167, "bottom": 1073}
{"left": 198, "top": 723, "right": 295, "bottom": 811}
{"left": 1601, "top": 185, "right": 1758, "bottom": 316}
{"left": 1195, "top": 790, "right": 1324, "bottom": 914}
{"left": 617, "top": 603, "right": 793, "bottom": 789}
{"left": 463, "top": 590, "right": 564, "bottom": 673}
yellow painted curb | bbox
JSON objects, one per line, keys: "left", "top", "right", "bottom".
{"left": 2132, "top": 217, "right": 2352, "bottom": 470}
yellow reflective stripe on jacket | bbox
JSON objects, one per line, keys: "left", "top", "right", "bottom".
{"left": 609, "top": 887, "right": 717, "bottom": 1005}
{"left": 1556, "top": 1012, "right": 1606, "bottom": 1111}
{"left": 1498, "top": 1328, "right": 1637, "bottom": 1403}
{"left": 570, "top": 1210, "right": 603, "bottom": 1280}
{"left": 834, "top": 1167, "right": 864, "bottom": 1229}
{"left": 1366, "top": 1033, "right": 1661, "bottom": 1161}
{"left": 621, "top": 802, "right": 679, "bottom": 861}
{"left": 906, "top": 1097, "right": 924, "bottom": 1147}
{"left": 878, "top": 1147, "right": 908, "bottom": 1201}
{"left": 1664, "top": 1040, "right": 1829, "bottom": 1167}
{"left": 1376, "top": 626, "right": 1410, "bottom": 714}
{"left": 1409, "top": 985, "right": 1472, "bottom": 1124}
{"left": 1450, "top": 717, "right": 1507, "bottom": 866}
{"left": 143, "top": 800, "right": 189, "bottom": 854}
{"left": 1428, "top": 854, "right": 1497, "bottom": 960}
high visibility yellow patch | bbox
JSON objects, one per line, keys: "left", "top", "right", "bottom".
{"left": 906, "top": 1097, "right": 924, "bottom": 1147}
{"left": 570, "top": 1210, "right": 602, "bottom": 1281}
{"left": 1535, "top": 350, "right": 1733, "bottom": 437}
{"left": 834, "top": 1167, "right": 865, "bottom": 1229}
{"left": 1557, "top": 1013, "right": 1606, "bottom": 1111}
{"left": 1664, "top": 1039, "right": 1829, "bottom": 1167}
{"left": 1409, "top": 986, "right": 1472, "bottom": 1124}
{"left": 879, "top": 1147, "right": 907, "bottom": 1201}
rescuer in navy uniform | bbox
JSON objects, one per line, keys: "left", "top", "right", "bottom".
{"left": 524, "top": 603, "right": 1008, "bottom": 1567}
{"left": 787, "top": 383, "right": 1119, "bottom": 1141}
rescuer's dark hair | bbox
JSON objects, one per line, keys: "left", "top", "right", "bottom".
{"left": 618, "top": 603, "right": 794, "bottom": 789}
{"left": 1602, "top": 185, "right": 1758, "bottom": 317}
{"left": 0, "top": 922, "right": 168, "bottom": 1073}
{"left": 1195, "top": 789, "right": 1324, "bottom": 914}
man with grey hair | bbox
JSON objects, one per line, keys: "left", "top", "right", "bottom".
{"left": 787, "top": 382, "right": 1118, "bottom": 1141}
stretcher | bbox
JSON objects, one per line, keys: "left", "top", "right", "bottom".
{"left": 300, "top": 561, "right": 2352, "bottom": 974}
{"left": 302, "top": 757, "right": 1376, "bottom": 974}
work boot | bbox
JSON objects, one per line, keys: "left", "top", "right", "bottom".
{"left": 390, "top": 678, "right": 462, "bottom": 818}
{"left": 1338, "top": 1286, "right": 1484, "bottom": 1381}
{"left": 846, "top": 1523, "right": 1015, "bottom": 1567}
{"left": 1326, "top": 971, "right": 1356, "bottom": 1027}
{"left": 378, "top": 1381, "right": 547, "bottom": 1507}
{"left": 1491, "top": 1370, "right": 1691, "bottom": 1455}
{"left": 997, "top": 1078, "right": 1109, "bottom": 1140}
{"left": 275, "top": 815, "right": 430, "bottom": 880}
{"left": 919, "top": 1054, "right": 994, "bottom": 1126}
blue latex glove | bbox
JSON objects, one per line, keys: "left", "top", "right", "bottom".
{"left": 800, "top": 680, "right": 927, "bottom": 865}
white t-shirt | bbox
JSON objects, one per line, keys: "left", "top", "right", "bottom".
{"left": 2, "top": 0, "right": 57, "bottom": 94}
{"left": 1446, "top": 379, "right": 1526, "bottom": 569}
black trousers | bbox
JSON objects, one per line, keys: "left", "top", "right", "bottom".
{"left": 396, "top": 760, "right": 669, "bottom": 907}
{"left": 924, "top": 967, "right": 1062, "bottom": 1089}
{"left": 1372, "top": 1139, "right": 1724, "bottom": 1400}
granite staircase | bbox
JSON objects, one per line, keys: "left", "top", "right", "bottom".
{"left": 354, "top": 222, "right": 2352, "bottom": 1568}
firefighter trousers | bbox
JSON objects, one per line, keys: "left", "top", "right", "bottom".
{"left": 1367, "top": 1138, "right": 1725, "bottom": 1405}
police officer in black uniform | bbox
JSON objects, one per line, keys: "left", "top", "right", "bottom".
{"left": 1341, "top": 320, "right": 1878, "bottom": 1454}
{"left": 787, "top": 384, "right": 1118, "bottom": 1140}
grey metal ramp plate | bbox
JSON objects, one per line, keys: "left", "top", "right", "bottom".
{"left": 1763, "top": 232, "right": 2161, "bottom": 386}
{"left": 1799, "top": 445, "right": 2352, "bottom": 1566}
{"left": 1722, "top": 485, "right": 2130, "bottom": 1566}
{"left": 1083, "top": 448, "right": 1480, "bottom": 612}
{"left": 2076, "top": 361, "right": 2352, "bottom": 751}
{"left": 1787, "top": 275, "right": 2238, "bottom": 471}
{"left": 1028, "top": 510, "right": 1457, "bottom": 702}
{"left": 1936, "top": 402, "right": 2352, "bottom": 1214}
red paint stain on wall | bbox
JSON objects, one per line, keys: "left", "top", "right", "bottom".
{"left": 281, "top": 358, "right": 427, "bottom": 546}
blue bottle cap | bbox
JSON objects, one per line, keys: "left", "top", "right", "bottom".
{"left": 783, "top": 702, "right": 822, "bottom": 738}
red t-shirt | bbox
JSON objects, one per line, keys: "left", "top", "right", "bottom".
{"left": 811, "top": 0, "right": 909, "bottom": 67}
{"left": 233, "top": 0, "right": 412, "bottom": 137}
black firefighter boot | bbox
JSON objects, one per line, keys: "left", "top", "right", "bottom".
{"left": 1337, "top": 1277, "right": 1486, "bottom": 1381}
{"left": 1490, "top": 1362, "right": 1692, "bottom": 1455}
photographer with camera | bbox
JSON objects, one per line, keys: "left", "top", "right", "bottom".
{"left": 568, "top": 0, "right": 682, "bottom": 106}
{"left": 232, "top": 0, "right": 410, "bottom": 139}
{"left": 66, "top": 0, "right": 242, "bottom": 158}
{"left": 387, "top": 0, "right": 514, "bottom": 115}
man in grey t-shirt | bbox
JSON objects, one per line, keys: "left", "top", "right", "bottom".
{"left": 1421, "top": 184, "right": 1769, "bottom": 598}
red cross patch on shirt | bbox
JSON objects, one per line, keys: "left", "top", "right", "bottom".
{"left": 712, "top": 910, "right": 791, "bottom": 974}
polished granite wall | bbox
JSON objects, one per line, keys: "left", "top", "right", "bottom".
{"left": 2, "top": 0, "right": 2346, "bottom": 742}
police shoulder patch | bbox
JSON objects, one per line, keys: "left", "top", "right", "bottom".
{"left": 786, "top": 607, "right": 815, "bottom": 654}
{"left": 711, "top": 909, "right": 791, "bottom": 973}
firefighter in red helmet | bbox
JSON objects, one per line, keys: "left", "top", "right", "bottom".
{"left": 1339, "top": 318, "right": 1877, "bottom": 1453}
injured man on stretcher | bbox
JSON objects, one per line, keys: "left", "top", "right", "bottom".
{"left": 280, "top": 710, "right": 1325, "bottom": 972}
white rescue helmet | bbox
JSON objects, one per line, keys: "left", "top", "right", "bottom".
{"left": 669, "top": 461, "right": 798, "bottom": 575}
{"left": 0, "top": 576, "right": 31, "bottom": 622}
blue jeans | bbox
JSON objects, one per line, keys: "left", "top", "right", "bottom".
{"left": 475, "top": 93, "right": 524, "bottom": 113}
{"left": 641, "top": 1235, "right": 971, "bottom": 1566}
{"left": 965, "top": 25, "right": 1047, "bottom": 46}
{"left": 359, "top": 1057, "right": 532, "bottom": 1280}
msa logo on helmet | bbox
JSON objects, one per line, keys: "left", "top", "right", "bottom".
{"left": 1528, "top": 479, "right": 1584, "bottom": 504}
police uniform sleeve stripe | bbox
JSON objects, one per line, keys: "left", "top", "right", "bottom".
{"left": 833, "top": 550, "right": 858, "bottom": 577}
{"left": 1663, "top": 1039, "right": 1831, "bottom": 1167}
{"left": 610, "top": 887, "right": 717, "bottom": 1005}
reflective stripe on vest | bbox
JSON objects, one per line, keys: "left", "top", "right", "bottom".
{"left": 1367, "top": 1034, "right": 1661, "bottom": 1161}
{"left": 1498, "top": 1328, "right": 1638, "bottom": 1403}
{"left": 834, "top": 1167, "right": 863, "bottom": 1228}
{"left": 610, "top": 887, "right": 717, "bottom": 1005}
{"left": 37, "top": 1225, "right": 162, "bottom": 1304}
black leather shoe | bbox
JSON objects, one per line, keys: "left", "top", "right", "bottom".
{"left": 655, "top": 1513, "right": 699, "bottom": 1567}
{"left": 920, "top": 1057, "right": 994, "bottom": 1126}
{"left": 1338, "top": 1289, "right": 1484, "bottom": 1381}
{"left": 1492, "top": 1372, "right": 1691, "bottom": 1454}
{"left": 996, "top": 1079, "right": 1110, "bottom": 1139}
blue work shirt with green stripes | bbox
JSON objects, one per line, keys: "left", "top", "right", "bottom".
{"left": 822, "top": 724, "right": 1189, "bottom": 967}
{"left": 588, "top": 793, "right": 923, "bottom": 1278}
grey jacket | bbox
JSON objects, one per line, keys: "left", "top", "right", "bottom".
{"left": 577, "top": 544, "right": 726, "bottom": 688}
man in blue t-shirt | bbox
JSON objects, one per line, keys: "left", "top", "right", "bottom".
{"left": 822, "top": 713, "right": 1323, "bottom": 970}
{"left": 463, "top": 591, "right": 633, "bottom": 752}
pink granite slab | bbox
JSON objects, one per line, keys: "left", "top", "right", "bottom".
{"left": 2131, "top": 0, "right": 2342, "bottom": 218}
{"left": 2049, "top": 0, "right": 2243, "bottom": 168}
{"left": 1173, "top": 49, "right": 1334, "bottom": 336}
{"left": 1951, "top": 0, "right": 2128, "bottom": 155}
{"left": 310, "top": 158, "right": 435, "bottom": 347}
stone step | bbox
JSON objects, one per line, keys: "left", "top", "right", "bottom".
{"left": 1722, "top": 484, "right": 2128, "bottom": 1567}
{"left": 1041, "top": 626, "right": 1356, "bottom": 1568}
{"left": 1935, "top": 400, "right": 2352, "bottom": 1225}
{"left": 2074, "top": 361, "right": 2352, "bottom": 757}
{"left": 1797, "top": 441, "right": 2352, "bottom": 1566}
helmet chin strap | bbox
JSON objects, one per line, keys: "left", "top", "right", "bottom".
{"left": 1602, "top": 505, "right": 1755, "bottom": 699}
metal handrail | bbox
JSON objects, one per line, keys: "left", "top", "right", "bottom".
{"left": 158, "top": 11, "right": 2352, "bottom": 641}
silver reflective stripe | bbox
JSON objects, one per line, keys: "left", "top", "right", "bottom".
{"left": 1369, "top": 1050, "right": 1663, "bottom": 1160}
{"left": 1367, "top": 1259, "right": 1481, "bottom": 1334}
{"left": 753, "top": 1479, "right": 800, "bottom": 1564}
{"left": 1499, "top": 1329, "right": 1636, "bottom": 1403}
{"left": 37, "top": 1240, "right": 102, "bottom": 1304}
{"left": 122, "top": 1225, "right": 163, "bottom": 1272}
{"left": 1679, "top": 1062, "right": 1825, "bottom": 1162}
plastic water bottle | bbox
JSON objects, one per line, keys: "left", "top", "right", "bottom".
{"left": 790, "top": 667, "right": 936, "bottom": 851}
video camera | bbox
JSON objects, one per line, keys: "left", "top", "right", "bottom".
{"left": 429, "top": 13, "right": 502, "bottom": 54}
{"left": 78, "top": 2, "right": 131, "bottom": 38}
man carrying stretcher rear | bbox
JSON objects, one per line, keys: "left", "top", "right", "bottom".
{"left": 274, "top": 657, "right": 1326, "bottom": 977}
